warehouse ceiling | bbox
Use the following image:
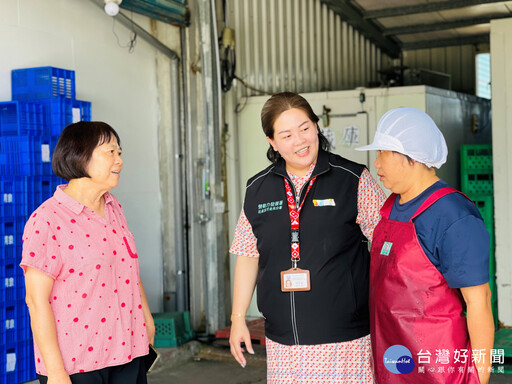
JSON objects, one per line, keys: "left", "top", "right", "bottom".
{"left": 120, "top": 0, "right": 189, "bottom": 26}
{"left": 321, "top": 0, "right": 512, "bottom": 57}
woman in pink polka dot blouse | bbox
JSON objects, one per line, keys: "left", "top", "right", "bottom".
{"left": 20, "top": 121, "right": 155, "bottom": 384}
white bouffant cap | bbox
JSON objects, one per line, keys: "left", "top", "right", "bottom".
{"left": 356, "top": 107, "right": 448, "bottom": 168}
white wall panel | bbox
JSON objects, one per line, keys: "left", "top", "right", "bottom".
{"left": 491, "top": 18, "right": 512, "bottom": 326}
{"left": 0, "top": 0, "right": 166, "bottom": 312}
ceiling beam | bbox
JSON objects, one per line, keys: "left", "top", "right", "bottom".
{"left": 89, "top": 0, "right": 179, "bottom": 60}
{"left": 383, "top": 15, "right": 512, "bottom": 35}
{"left": 321, "top": 0, "right": 401, "bottom": 57}
{"left": 364, "top": 0, "right": 507, "bottom": 19}
{"left": 401, "top": 34, "right": 490, "bottom": 50}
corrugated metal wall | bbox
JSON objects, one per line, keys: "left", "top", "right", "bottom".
{"left": 228, "top": 0, "right": 390, "bottom": 95}
{"left": 402, "top": 46, "right": 481, "bottom": 95}
{"left": 226, "top": 1, "right": 482, "bottom": 96}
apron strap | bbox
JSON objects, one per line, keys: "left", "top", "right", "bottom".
{"left": 381, "top": 187, "right": 472, "bottom": 221}
{"left": 380, "top": 193, "right": 398, "bottom": 220}
{"left": 410, "top": 187, "right": 461, "bottom": 221}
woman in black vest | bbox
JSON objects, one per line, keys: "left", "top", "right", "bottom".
{"left": 229, "top": 92, "right": 385, "bottom": 383}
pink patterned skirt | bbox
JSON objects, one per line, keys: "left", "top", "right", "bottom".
{"left": 266, "top": 335, "right": 374, "bottom": 383}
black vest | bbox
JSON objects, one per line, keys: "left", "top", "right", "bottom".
{"left": 244, "top": 149, "right": 370, "bottom": 345}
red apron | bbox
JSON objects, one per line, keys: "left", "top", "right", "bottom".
{"left": 369, "top": 188, "right": 479, "bottom": 383}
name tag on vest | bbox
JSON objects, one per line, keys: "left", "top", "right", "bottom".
{"left": 313, "top": 199, "right": 336, "bottom": 207}
{"left": 381, "top": 241, "right": 393, "bottom": 256}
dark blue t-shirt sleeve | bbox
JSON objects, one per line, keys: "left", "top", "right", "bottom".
{"left": 437, "top": 214, "right": 490, "bottom": 288}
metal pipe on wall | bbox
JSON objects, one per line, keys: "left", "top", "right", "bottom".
{"left": 170, "top": 60, "right": 187, "bottom": 313}
{"left": 89, "top": 0, "right": 188, "bottom": 312}
{"left": 196, "top": 0, "right": 227, "bottom": 334}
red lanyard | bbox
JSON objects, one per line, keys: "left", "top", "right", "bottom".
{"left": 284, "top": 176, "right": 316, "bottom": 266}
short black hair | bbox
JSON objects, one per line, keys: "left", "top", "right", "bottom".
{"left": 392, "top": 151, "right": 415, "bottom": 165}
{"left": 52, "top": 121, "right": 121, "bottom": 181}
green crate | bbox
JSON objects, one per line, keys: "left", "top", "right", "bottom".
{"left": 493, "top": 328, "right": 512, "bottom": 374}
{"left": 153, "top": 311, "right": 195, "bottom": 348}
{"left": 495, "top": 328, "right": 512, "bottom": 357}
{"left": 460, "top": 144, "right": 493, "bottom": 172}
{"left": 468, "top": 194, "right": 498, "bottom": 328}
{"left": 489, "top": 246, "right": 498, "bottom": 329}
{"left": 461, "top": 170, "right": 493, "bottom": 195}
{"left": 470, "top": 194, "right": 494, "bottom": 226}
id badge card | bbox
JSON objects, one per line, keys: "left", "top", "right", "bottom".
{"left": 281, "top": 268, "right": 311, "bottom": 292}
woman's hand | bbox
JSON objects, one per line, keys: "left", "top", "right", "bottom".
{"left": 47, "top": 370, "right": 72, "bottom": 384}
{"left": 229, "top": 256, "right": 259, "bottom": 367}
{"left": 139, "top": 280, "right": 156, "bottom": 345}
{"left": 229, "top": 317, "right": 254, "bottom": 367}
{"left": 146, "top": 315, "right": 156, "bottom": 346}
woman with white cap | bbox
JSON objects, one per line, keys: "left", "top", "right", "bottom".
{"left": 357, "top": 107, "right": 494, "bottom": 384}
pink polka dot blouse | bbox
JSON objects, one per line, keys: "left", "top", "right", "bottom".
{"left": 20, "top": 186, "right": 149, "bottom": 376}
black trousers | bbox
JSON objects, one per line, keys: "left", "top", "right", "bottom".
{"left": 37, "top": 356, "right": 147, "bottom": 384}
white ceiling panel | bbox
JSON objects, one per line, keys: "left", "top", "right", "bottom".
{"left": 321, "top": 0, "right": 512, "bottom": 54}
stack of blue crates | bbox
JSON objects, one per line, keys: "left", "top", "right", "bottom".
{"left": 0, "top": 66, "right": 91, "bottom": 383}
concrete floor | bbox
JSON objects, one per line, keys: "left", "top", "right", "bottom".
{"left": 26, "top": 340, "right": 511, "bottom": 383}
{"left": 147, "top": 357, "right": 266, "bottom": 384}
{"left": 147, "top": 341, "right": 266, "bottom": 384}
{"left": 147, "top": 341, "right": 512, "bottom": 384}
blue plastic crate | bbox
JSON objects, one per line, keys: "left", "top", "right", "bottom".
{"left": 37, "top": 97, "right": 92, "bottom": 136}
{"left": 26, "top": 175, "right": 65, "bottom": 215}
{"left": 0, "top": 136, "right": 59, "bottom": 176}
{"left": 18, "top": 338, "right": 36, "bottom": 384}
{"left": 0, "top": 305, "right": 17, "bottom": 344}
{"left": 0, "top": 101, "right": 44, "bottom": 136}
{"left": 0, "top": 300, "right": 29, "bottom": 345}
{"left": 0, "top": 339, "right": 36, "bottom": 384}
{"left": 12, "top": 66, "right": 75, "bottom": 101}
{"left": 0, "top": 217, "right": 24, "bottom": 262}
{"left": 73, "top": 99, "right": 92, "bottom": 122}
{"left": 0, "top": 175, "right": 64, "bottom": 217}
{"left": 0, "top": 177, "right": 28, "bottom": 217}
{"left": 0, "top": 342, "right": 18, "bottom": 383}
{"left": 0, "top": 217, "right": 26, "bottom": 263}
{"left": 0, "top": 264, "right": 17, "bottom": 302}
{"left": 0, "top": 244, "right": 22, "bottom": 265}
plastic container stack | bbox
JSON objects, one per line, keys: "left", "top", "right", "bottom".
{"left": 0, "top": 66, "right": 91, "bottom": 383}
{"left": 152, "top": 311, "right": 196, "bottom": 348}
{"left": 460, "top": 144, "right": 497, "bottom": 328}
